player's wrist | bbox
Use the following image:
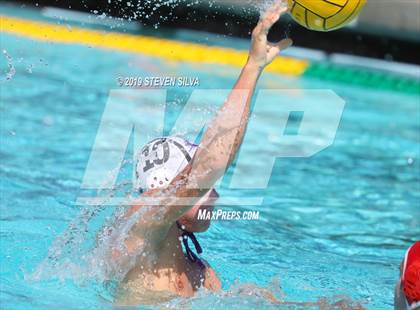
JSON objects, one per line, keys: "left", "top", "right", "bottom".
{"left": 244, "top": 59, "right": 265, "bottom": 73}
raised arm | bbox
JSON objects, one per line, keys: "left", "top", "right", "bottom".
{"left": 128, "top": 3, "right": 292, "bottom": 239}
{"left": 190, "top": 4, "right": 292, "bottom": 190}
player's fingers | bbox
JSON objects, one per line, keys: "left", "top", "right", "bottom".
{"left": 253, "top": 3, "right": 287, "bottom": 39}
{"left": 267, "top": 38, "right": 293, "bottom": 59}
{"left": 276, "top": 38, "right": 293, "bottom": 51}
{"left": 261, "top": 5, "right": 287, "bottom": 33}
{"left": 252, "top": 21, "right": 263, "bottom": 38}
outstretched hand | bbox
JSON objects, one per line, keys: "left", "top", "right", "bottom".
{"left": 247, "top": 2, "right": 293, "bottom": 70}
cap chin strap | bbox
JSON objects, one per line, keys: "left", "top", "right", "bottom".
{"left": 176, "top": 221, "right": 202, "bottom": 263}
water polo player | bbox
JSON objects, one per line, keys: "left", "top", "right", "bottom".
{"left": 113, "top": 3, "right": 292, "bottom": 305}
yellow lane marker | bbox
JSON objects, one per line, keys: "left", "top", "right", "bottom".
{"left": 1, "top": 15, "right": 309, "bottom": 76}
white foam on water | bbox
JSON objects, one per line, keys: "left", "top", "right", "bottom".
{"left": 28, "top": 159, "right": 154, "bottom": 285}
{"left": 27, "top": 138, "right": 203, "bottom": 283}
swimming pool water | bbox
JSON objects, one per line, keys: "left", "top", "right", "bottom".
{"left": 1, "top": 7, "right": 420, "bottom": 310}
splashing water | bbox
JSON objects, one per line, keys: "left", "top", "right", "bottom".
{"left": 1, "top": 49, "right": 16, "bottom": 82}
{"left": 25, "top": 0, "right": 291, "bottom": 303}
{"left": 82, "top": 0, "right": 288, "bottom": 30}
{"left": 28, "top": 158, "right": 152, "bottom": 285}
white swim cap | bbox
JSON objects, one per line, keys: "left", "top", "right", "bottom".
{"left": 135, "top": 136, "right": 198, "bottom": 192}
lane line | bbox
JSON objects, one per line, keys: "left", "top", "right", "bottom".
{"left": 0, "top": 15, "right": 309, "bottom": 76}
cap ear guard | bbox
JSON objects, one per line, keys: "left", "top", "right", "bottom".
{"left": 135, "top": 136, "right": 198, "bottom": 193}
{"left": 144, "top": 167, "right": 172, "bottom": 189}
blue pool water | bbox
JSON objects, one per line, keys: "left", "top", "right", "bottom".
{"left": 1, "top": 6, "right": 420, "bottom": 310}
